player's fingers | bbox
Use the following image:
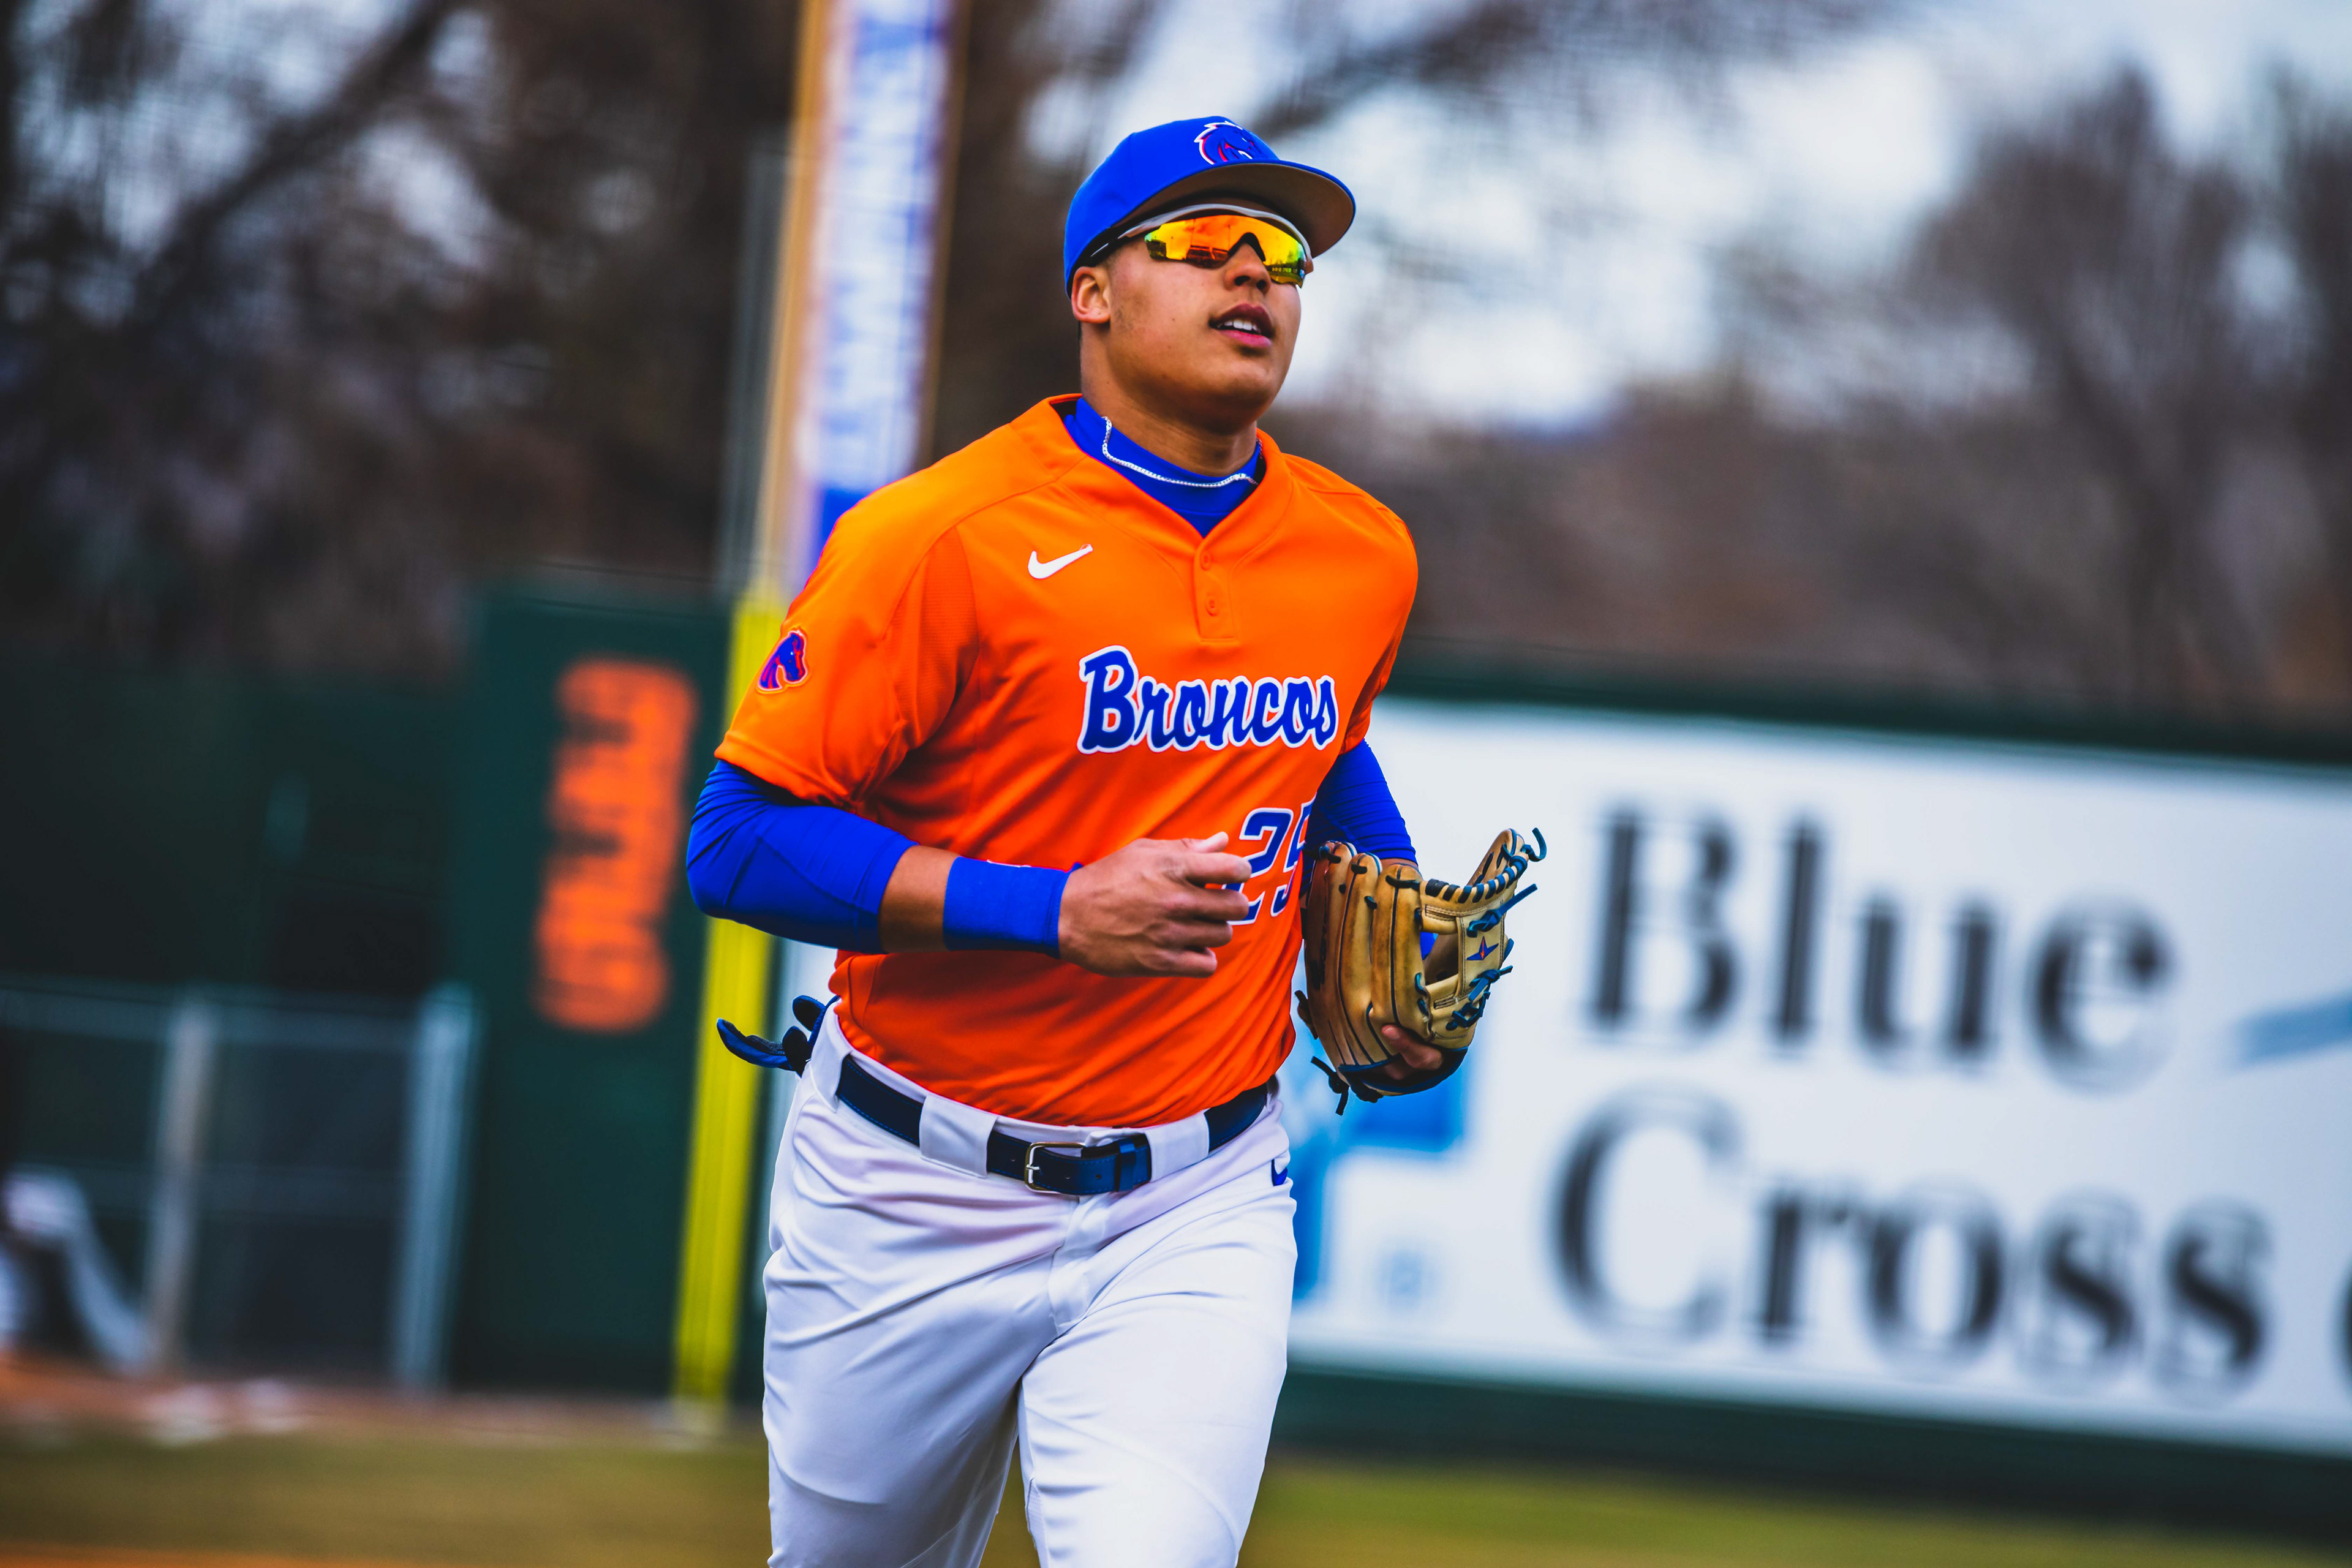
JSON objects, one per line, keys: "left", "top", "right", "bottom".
{"left": 1161, "top": 905, "right": 1245, "bottom": 943}
{"left": 1178, "top": 850, "right": 1254, "bottom": 886}
{"left": 1171, "top": 883, "right": 1250, "bottom": 918}
{"left": 1379, "top": 1023, "right": 1444, "bottom": 1073}
{"left": 1147, "top": 944, "right": 1219, "bottom": 978}
{"left": 1178, "top": 832, "right": 1231, "bottom": 853}
{"left": 1158, "top": 906, "right": 1238, "bottom": 946}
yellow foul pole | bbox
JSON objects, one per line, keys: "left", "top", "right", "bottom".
{"left": 672, "top": 0, "right": 963, "bottom": 1409}
{"left": 669, "top": 0, "right": 840, "bottom": 1411}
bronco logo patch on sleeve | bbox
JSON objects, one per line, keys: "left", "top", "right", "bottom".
{"left": 760, "top": 628, "right": 810, "bottom": 690}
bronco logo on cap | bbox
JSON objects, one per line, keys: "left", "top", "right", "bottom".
{"left": 1194, "top": 120, "right": 1263, "bottom": 165}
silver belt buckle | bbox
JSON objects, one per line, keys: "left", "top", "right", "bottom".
{"left": 1022, "top": 1140, "right": 1088, "bottom": 1191}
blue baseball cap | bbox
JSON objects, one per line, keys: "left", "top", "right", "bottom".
{"left": 1063, "top": 116, "right": 1355, "bottom": 287}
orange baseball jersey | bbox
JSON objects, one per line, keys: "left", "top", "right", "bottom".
{"left": 716, "top": 396, "right": 1417, "bottom": 1128}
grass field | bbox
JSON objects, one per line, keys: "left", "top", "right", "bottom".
{"left": 0, "top": 1431, "right": 2344, "bottom": 1568}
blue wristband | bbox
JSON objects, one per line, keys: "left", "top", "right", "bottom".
{"left": 941, "top": 858, "right": 1068, "bottom": 955}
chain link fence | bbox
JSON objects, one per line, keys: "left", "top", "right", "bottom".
{"left": 1, "top": 978, "right": 476, "bottom": 1385}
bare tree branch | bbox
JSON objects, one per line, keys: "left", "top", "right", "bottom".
{"left": 119, "top": 0, "right": 460, "bottom": 341}
{"left": 1253, "top": 0, "right": 1912, "bottom": 140}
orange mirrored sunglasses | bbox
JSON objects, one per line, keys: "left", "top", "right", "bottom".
{"left": 1121, "top": 209, "right": 1312, "bottom": 285}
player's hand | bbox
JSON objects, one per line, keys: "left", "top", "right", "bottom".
{"left": 1059, "top": 832, "right": 1253, "bottom": 978}
{"left": 1376, "top": 1025, "right": 1446, "bottom": 1082}
{"left": 1373, "top": 931, "right": 1455, "bottom": 1076}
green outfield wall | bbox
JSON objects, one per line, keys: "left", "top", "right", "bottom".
{"left": 440, "top": 587, "right": 737, "bottom": 1394}
{"left": 0, "top": 662, "right": 453, "bottom": 995}
{"left": 0, "top": 585, "right": 769, "bottom": 1398}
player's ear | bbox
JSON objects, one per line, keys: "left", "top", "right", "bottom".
{"left": 1069, "top": 263, "right": 1114, "bottom": 327}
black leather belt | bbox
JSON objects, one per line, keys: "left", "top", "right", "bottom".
{"left": 834, "top": 1051, "right": 1271, "bottom": 1197}
{"left": 714, "top": 998, "right": 1272, "bottom": 1197}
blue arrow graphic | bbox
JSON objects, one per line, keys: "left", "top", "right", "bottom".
{"left": 2236, "top": 990, "right": 2352, "bottom": 1066}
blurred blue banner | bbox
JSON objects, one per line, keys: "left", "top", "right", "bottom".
{"left": 785, "top": 0, "right": 960, "bottom": 587}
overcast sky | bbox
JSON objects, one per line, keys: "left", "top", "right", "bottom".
{"left": 1089, "top": 0, "right": 2352, "bottom": 428}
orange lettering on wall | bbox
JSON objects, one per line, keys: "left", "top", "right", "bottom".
{"left": 532, "top": 657, "right": 699, "bottom": 1034}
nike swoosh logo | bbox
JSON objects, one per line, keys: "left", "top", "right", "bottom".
{"left": 1028, "top": 544, "right": 1093, "bottom": 579}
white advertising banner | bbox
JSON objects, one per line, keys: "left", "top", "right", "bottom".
{"left": 1280, "top": 699, "right": 2352, "bottom": 1457}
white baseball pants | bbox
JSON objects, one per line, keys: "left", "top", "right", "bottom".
{"left": 762, "top": 1011, "right": 1298, "bottom": 1568}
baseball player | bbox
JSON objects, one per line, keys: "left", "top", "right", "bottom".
{"left": 688, "top": 116, "right": 1446, "bottom": 1568}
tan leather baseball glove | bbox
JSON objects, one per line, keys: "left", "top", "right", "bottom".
{"left": 1295, "top": 827, "right": 1544, "bottom": 1110}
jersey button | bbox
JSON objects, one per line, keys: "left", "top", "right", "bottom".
{"left": 1205, "top": 597, "right": 1223, "bottom": 616}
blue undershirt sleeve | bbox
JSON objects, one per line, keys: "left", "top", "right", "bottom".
{"left": 685, "top": 760, "right": 1066, "bottom": 956}
{"left": 686, "top": 761, "right": 913, "bottom": 951}
{"left": 1306, "top": 741, "right": 1416, "bottom": 864}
